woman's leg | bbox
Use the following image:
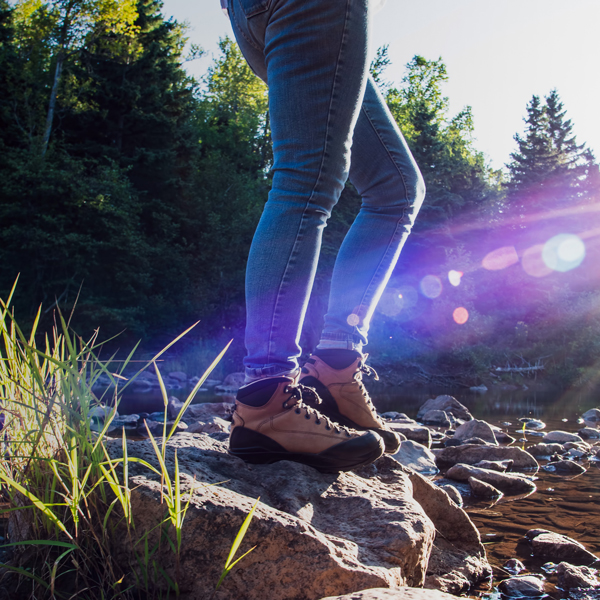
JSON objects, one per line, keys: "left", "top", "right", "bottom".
{"left": 229, "top": 0, "right": 373, "bottom": 381}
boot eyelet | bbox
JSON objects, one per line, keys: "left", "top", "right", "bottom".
{"left": 316, "top": 419, "right": 321, "bottom": 425}
{"left": 325, "top": 425, "right": 331, "bottom": 430}
{"left": 305, "top": 414, "right": 311, "bottom": 420}
{"left": 295, "top": 408, "right": 301, "bottom": 414}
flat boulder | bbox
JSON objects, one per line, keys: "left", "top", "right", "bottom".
{"left": 582, "top": 408, "right": 600, "bottom": 422}
{"left": 432, "top": 444, "right": 538, "bottom": 471}
{"left": 105, "top": 435, "right": 490, "bottom": 600}
{"left": 526, "top": 530, "right": 600, "bottom": 566}
{"left": 417, "top": 396, "right": 472, "bottom": 422}
{"left": 445, "top": 463, "right": 536, "bottom": 495}
{"left": 543, "top": 430, "right": 584, "bottom": 444}
{"left": 579, "top": 427, "right": 600, "bottom": 439}
{"left": 183, "top": 401, "right": 234, "bottom": 423}
{"left": 388, "top": 423, "right": 432, "bottom": 448}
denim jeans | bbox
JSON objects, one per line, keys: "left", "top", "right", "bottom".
{"left": 228, "top": 0, "right": 425, "bottom": 381}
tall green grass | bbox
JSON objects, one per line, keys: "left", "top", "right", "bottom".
{"left": 0, "top": 281, "right": 256, "bottom": 599}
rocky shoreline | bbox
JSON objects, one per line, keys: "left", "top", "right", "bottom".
{"left": 85, "top": 371, "right": 600, "bottom": 599}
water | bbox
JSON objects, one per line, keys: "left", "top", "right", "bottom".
{"left": 372, "top": 385, "right": 600, "bottom": 599}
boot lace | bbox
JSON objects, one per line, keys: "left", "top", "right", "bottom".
{"left": 282, "top": 384, "right": 352, "bottom": 437}
{"left": 355, "top": 361, "right": 380, "bottom": 417}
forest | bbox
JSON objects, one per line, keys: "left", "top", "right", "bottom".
{"left": 1, "top": 0, "right": 599, "bottom": 388}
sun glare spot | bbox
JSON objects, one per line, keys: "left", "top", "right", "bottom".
{"left": 542, "top": 233, "right": 586, "bottom": 272}
{"left": 482, "top": 246, "right": 519, "bottom": 271}
{"left": 347, "top": 313, "right": 360, "bottom": 326}
{"left": 453, "top": 307, "right": 469, "bottom": 325}
{"left": 448, "top": 270, "right": 463, "bottom": 287}
{"left": 420, "top": 275, "right": 442, "bottom": 299}
{"left": 522, "top": 244, "right": 553, "bottom": 278}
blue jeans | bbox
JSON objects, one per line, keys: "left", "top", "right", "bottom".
{"left": 229, "top": 0, "right": 425, "bottom": 381}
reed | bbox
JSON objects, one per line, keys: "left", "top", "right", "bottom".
{"left": 0, "top": 280, "right": 256, "bottom": 598}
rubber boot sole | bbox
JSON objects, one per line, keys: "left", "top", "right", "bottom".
{"left": 229, "top": 427, "right": 385, "bottom": 473}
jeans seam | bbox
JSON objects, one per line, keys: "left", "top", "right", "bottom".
{"left": 231, "top": 0, "right": 264, "bottom": 52}
{"left": 361, "top": 102, "right": 410, "bottom": 216}
{"left": 266, "top": 0, "right": 352, "bottom": 364}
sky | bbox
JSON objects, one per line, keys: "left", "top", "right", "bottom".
{"left": 163, "top": 0, "right": 600, "bottom": 172}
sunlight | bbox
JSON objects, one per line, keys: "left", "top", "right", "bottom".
{"left": 420, "top": 275, "right": 442, "bottom": 299}
{"left": 453, "top": 307, "right": 469, "bottom": 324}
{"left": 482, "top": 246, "right": 519, "bottom": 271}
{"left": 542, "top": 233, "right": 586, "bottom": 272}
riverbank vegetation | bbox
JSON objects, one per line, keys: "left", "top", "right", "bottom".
{"left": 1, "top": 0, "right": 599, "bottom": 388}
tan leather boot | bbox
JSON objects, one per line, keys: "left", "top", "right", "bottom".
{"left": 229, "top": 376, "right": 384, "bottom": 472}
{"left": 300, "top": 354, "right": 400, "bottom": 453}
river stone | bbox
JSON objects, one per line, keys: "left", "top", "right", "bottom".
{"left": 527, "top": 443, "right": 565, "bottom": 458}
{"left": 543, "top": 460, "right": 586, "bottom": 475}
{"left": 400, "top": 467, "right": 491, "bottom": 593}
{"left": 437, "top": 484, "right": 462, "bottom": 506}
{"left": 453, "top": 420, "right": 498, "bottom": 445}
{"left": 578, "top": 427, "right": 600, "bottom": 439}
{"left": 388, "top": 423, "right": 432, "bottom": 448}
{"left": 186, "top": 416, "right": 231, "bottom": 434}
{"left": 504, "top": 558, "right": 526, "bottom": 575}
{"left": 420, "top": 409, "right": 452, "bottom": 427}
{"left": 556, "top": 562, "right": 600, "bottom": 589}
{"left": 183, "top": 401, "right": 234, "bottom": 423}
{"left": 543, "top": 430, "right": 584, "bottom": 444}
{"left": 417, "top": 396, "right": 472, "bottom": 422}
{"left": 491, "top": 426, "right": 516, "bottom": 444}
{"left": 582, "top": 408, "right": 600, "bottom": 422}
{"left": 106, "top": 434, "right": 446, "bottom": 600}
{"left": 168, "top": 371, "right": 188, "bottom": 383}
{"left": 432, "top": 444, "right": 538, "bottom": 471}
{"left": 392, "top": 440, "right": 438, "bottom": 475}
{"left": 498, "top": 575, "right": 545, "bottom": 597}
{"left": 473, "top": 459, "right": 513, "bottom": 472}
{"left": 445, "top": 464, "right": 536, "bottom": 495}
{"left": 527, "top": 530, "right": 600, "bottom": 566}
{"left": 320, "top": 588, "right": 461, "bottom": 599}
{"left": 468, "top": 477, "right": 503, "bottom": 499}
{"left": 382, "top": 412, "right": 414, "bottom": 422}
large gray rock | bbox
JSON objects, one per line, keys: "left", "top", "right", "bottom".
{"left": 526, "top": 530, "right": 599, "bottom": 566}
{"left": 556, "top": 562, "right": 600, "bottom": 589}
{"left": 183, "top": 401, "right": 234, "bottom": 423}
{"left": 392, "top": 441, "right": 438, "bottom": 475}
{"left": 453, "top": 420, "right": 498, "bottom": 445}
{"left": 543, "top": 430, "right": 584, "bottom": 444}
{"left": 445, "top": 464, "right": 536, "bottom": 495}
{"left": 320, "top": 588, "right": 461, "bottom": 599}
{"left": 498, "top": 575, "right": 545, "bottom": 597}
{"left": 417, "top": 396, "right": 472, "bottom": 422}
{"left": 402, "top": 468, "right": 491, "bottom": 593}
{"left": 432, "top": 445, "right": 538, "bottom": 471}
{"left": 106, "top": 434, "right": 490, "bottom": 600}
{"left": 579, "top": 427, "right": 600, "bottom": 439}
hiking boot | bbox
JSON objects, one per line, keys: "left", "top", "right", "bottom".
{"left": 229, "top": 376, "right": 385, "bottom": 473}
{"left": 300, "top": 351, "right": 401, "bottom": 454}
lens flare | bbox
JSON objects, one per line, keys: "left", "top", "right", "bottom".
{"left": 482, "top": 246, "right": 519, "bottom": 271}
{"left": 448, "top": 270, "right": 463, "bottom": 287}
{"left": 420, "top": 275, "right": 442, "bottom": 299}
{"left": 542, "top": 234, "right": 586, "bottom": 272}
{"left": 522, "top": 244, "right": 553, "bottom": 278}
{"left": 453, "top": 307, "right": 469, "bottom": 324}
{"left": 346, "top": 313, "right": 360, "bottom": 326}
{"left": 378, "top": 286, "right": 418, "bottom": 317}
